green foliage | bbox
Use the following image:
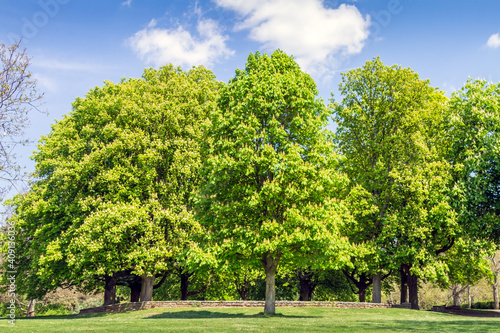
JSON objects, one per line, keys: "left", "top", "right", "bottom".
{"left": 3, "top": 65, "right": 222, "bottom": 299}
{"left": 0, "top": 301, "right": 25, "bottom": 318}
{"left": 333, "top": 57, "right": 457, "bottom": 280}
{"left": 447, "top": 79, "right": 500, "bottom": 243}
{"left": 312, "top": 270, "right": 357, "bottom": 302}
{"left": 197, "top": 49, "right": 349, "bottom": 270}
{"left": 5, "top": 49, "right": 500, "bottom": 309}
{"left": 438, "top": 238, "right": 493, "bottom": 288}
{"left": 194, "top": 50, "right": 353, "bottom": 313}
{"left": 196, "top": 50, "right": 350, "bottom": 312}
{"left": 152, "top": 270, "right": 236, "bottom": 301}
{"left": 465, "top": 301, "right": 496, "bottom": 309}
{"left": 36, "top": 303, "right": 72, "bottom": 316}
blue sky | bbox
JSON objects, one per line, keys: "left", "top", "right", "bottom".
{"left": 1, "top": 0, "right": 500, "bottom": 199}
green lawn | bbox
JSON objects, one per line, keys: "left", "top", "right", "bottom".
{"left": 1, "top": 307, "right": 500, "bottom": 332}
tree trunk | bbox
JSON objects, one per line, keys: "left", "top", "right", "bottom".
{"left": 408, "top": 271, "right": 419, "bottom": 310}
{"left": 299, "top": 279, "right": 314, "bottom": 301}
{"left": 372, "top": 272, "right": 382, "bottom": 303}
{"left": 453, "top": 290, "right": 461, "bottom": 307}
{"left": 180, "top": 272, "right": 190, "bottom": 300}
{"left": 467, "top": 285, "right": 472, "bottom": 309}
{"left": 104, "top": 274, "right": 117, "bottom": 306}
{"left": 140, "top": 274, "right": 155, "bottom": 302}
{"left": 400, "top": 264, "right": 408, "bottom": 304}
{"left": 262, "top": 252, "right": 280, "bottom": 314}
{"left": 493, "top": 278, "right": 499, "bottom": 310}
{"left": 298, "top": 270, "right": 316, "bottom": 302}
{"left": 130, "top": 284, "right": 141, "bottom": 302}
{"left": 359, "top": 289, "right": 366, "bottom": 302}
{"left": 342, "top": 269, "right": 371, "bottom": 303}
{"left": 179, "top": 270, "right": 213, "bottom": 300}
{"left": 27, "top": 299, "right": 36, "bottom": 317}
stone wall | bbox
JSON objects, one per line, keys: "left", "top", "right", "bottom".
{"left": 79, "top": 301, "right": 411, "bottom": 314}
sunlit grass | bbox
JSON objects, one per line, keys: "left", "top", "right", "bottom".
{"left": 1, "top": 307, "right": 500, "bottom": 332}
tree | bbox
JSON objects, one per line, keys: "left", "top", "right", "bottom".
{"left": 488, "top": 251, "right": 500, "bottom": 310}
{"left": 446, "top": 79, "right": 500, "bottom": 309}
{"left": 0, "top": 40, "right": 43, "bottom": 200}
{"left": 196, "top": 50, "right": 349, "bottom": 314}
{"left": 438, "top": 238, "right": 492, "bottom": 307}
{"left": 295, "top": 267, "right": 356, "bottom": 302}
{"left": 333, "top": 57, "right": 456, "bottom": 309}
{"left": 447, "top": 79, "right": 500, "bottom": 243}
{"left": 4, "top": 65, "right": 221, "bottom": 304}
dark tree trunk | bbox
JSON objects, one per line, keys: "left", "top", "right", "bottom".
{"left": 179, "top": 270, "right": 213, "bottom": 300}
{"left": 115, "top": 271, "right": 142, "bottom": 302}
{"left": 297, "top": 269, "right": 317, "bottom": 302}
{"left": 180, "top": 272, "right": 190, "bottom": 300}
{"left": 408, "top": 271, "right": 419, "bottom": 310}
{"left": 358, "top": 289, "right": 366, "bottom": 302}
{"left": 299, "top": 278, "right": 314, "bottom": 301}
{"left": 104, "top": 274, "right": 117, "bottom": 306}
{"left": 262, "top": 252, "right": 281, "bottom": 314}
{"left": 400, "top": 264, "right": 408, "bottom": 304}
{"left": 372, "top": 272, "right": 382, "bottom": 303}
{"left": 153, "top": 271, "right": 169, "bottom": 289}
{"left": 342, "top": 269, "right": 371, "bottom": 303}
{"left": 128, "top": 275, "right": 142, "bottom": 302}
{"left": 130, "top": 283, "right": 141, "bottom": 302}
{"left": 140, "top": 274, "right": 155, "bottom": 302}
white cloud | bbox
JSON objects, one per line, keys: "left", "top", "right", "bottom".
{"left": 128, "top": 18, "right": 234, "bottom": 68}
{"left": 121, "top": 0, "right": 132, "bottom": 7}
{"left": 486, "top": 33, "right": 500, "bottom": 49}
{"left": 213, "top": 0, "right": 370, "bottom": 74}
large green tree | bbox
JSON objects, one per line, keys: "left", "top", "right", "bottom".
{"left": 5, "top": 65, "right": 221, "bottom": 303}
{"left": 196, "top": 50, "right": 349, "bottom": 314}
{"left": 447, "top": 79, "right": 500, "bottom": 243}
{"left": 446, "top": 79, "right": 500, "bottom": 308}
{"left": 333, "top": 57, "right": 457, "bottom": 309}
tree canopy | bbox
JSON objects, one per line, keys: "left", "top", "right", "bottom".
{"left": 448, "top": 79, "right": 500, "bottom": 243}
{"left": 333, "top": 57, "right": 457, "bottom": 309}
{"left": 3, "top": 51, "right": 500, "bottom": 312}
{"left": 196, "top": 50, "right": 350, "bottom": 313}
{"left": 6, "top": 65, "right": 221, "bottom": 302}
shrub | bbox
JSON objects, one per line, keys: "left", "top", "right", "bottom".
{"left": 465, "top": 301, "right": 495, "bottom": 309}
{"left": 37, "top": 304, "right": 72, "bottom": 316}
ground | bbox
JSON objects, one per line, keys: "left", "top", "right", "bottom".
{"left": 2, "top": 307, "right": 500, "bottom": 332}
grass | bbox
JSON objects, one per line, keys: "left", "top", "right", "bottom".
{"left": 1, "top": 307, "right": 500, "bottom": 332}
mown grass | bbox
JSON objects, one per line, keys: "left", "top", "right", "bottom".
{"left": 1, "top": 307, "right": 500, "bottom": 332}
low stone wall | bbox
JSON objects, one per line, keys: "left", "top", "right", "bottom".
{"left": 79, "top": 300, "right": 411, "bottom": 314}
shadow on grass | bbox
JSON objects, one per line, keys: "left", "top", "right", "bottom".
{"left": 331, "top": 319, "right": 500, "bottom": 332}
{"left": 145, "top": 310, "right": 320, "bottom": 320}
{"left": 394, "top": 319, "right": 500, "bottom": 332}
